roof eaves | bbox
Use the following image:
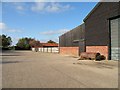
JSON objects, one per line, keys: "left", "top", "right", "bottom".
{"left": 59, "top": 23, "right": 84, "bottom": 37}
{"left": 83, "top": 2, "right": 101, "bottom": 22}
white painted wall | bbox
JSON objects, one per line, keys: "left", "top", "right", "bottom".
{"left": 38, "top": 48, "right": 41, "bottom": 52}
{"left": 32, "top": 48, "right": 35, "bottom": 51}
{"left": 52, "top": 47, "right": 59, "bottom": 53}
{"left": 32, "top": 47, "right": 59, "bottom": 53}
{"left": 44, "top": 48, "right": 48, "bottom": 52}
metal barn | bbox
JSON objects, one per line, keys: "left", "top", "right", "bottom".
{"left": 84, "top": 2, "right": 120, "bottom": 60}
{"left": 59, "top": 24, "right": 85, "bottom": 56}
{"left": 59, "top": 2, "right": 120, "bottom": 60}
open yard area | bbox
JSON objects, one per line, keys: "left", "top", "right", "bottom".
{"left": 1, "top": 51, "right": 118, "bottom": 88}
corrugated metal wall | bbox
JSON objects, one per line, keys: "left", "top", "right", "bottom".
{"left": 110, "top": 17, "right": 120, "bottom": 60}
{"left": 59, "top": 24, "right": 85, "bottom": 47}
{"left": 119, "top": 2, "right": 120, "bottom": 15}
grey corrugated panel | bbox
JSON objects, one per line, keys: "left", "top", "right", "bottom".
{"left": 118, "top": 18, "right": 120, "bottom": 47}
{"left": 111, "top": 17, "right": 119, "bottom": 60}
{"left": 111, "top": 18, "right": 119, "bottom": 47}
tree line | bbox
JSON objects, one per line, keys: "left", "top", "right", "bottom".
{"left": 0, "top": 34, "right": 57, "bottom": 50}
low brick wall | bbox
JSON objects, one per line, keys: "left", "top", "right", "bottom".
{"left": 86, "top": 46, "right": 108, "bottom": 59}
{"left": 59, "top": 47, "right": 79, "bottom": 56}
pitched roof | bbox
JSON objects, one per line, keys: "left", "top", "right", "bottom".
{"left": 83, "top": 2, "right": 101, "bottom": 21}
{"left": 41, "top": 43, "right": 58, "bottom": 47}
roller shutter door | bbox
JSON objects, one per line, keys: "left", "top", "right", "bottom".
{"left": 110, "top": 17, "right": 120, "bottom": 60}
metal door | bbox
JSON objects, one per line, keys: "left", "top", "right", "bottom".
{"left": 79, "top": 39, "right": 85, "bottom": 56}
{"left": 110, "top": 17, "right": 120, "bottom": 60}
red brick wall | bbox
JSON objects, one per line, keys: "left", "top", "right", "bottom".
{"left": 86, "top": 46, "right": 108, "bottom": 59}
{"left": 59, "top": 47, "right": 79, "bottom": 56}
{"left": 59, "top": 46, "right": 109, "bottom": 59}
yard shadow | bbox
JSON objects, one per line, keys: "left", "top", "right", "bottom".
{"left": 1, "top": 55, "right": 20, "bottom": 56}
{"left": 1, "top": 61, "right": 22, "bottom": 64}
{"left": 1, "top": 50, "right": 22, "bottom": 57}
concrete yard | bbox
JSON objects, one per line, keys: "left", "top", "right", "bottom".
{"left": 1, "top": 51, "right": 118, "bottom": 88}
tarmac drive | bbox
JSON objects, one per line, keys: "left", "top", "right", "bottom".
{"left": 1, "top": 51, "right": 118, "bottom": 88}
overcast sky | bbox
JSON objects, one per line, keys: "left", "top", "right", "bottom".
{"left": 1, "top": 2, "right": 98, "bottom": 45}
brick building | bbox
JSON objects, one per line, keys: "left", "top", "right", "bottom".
{"left": 59, "top": 2, "right": 120, "bottom": 60}
{"left": 59, "top": 24, "right": 85, "bottom": 56}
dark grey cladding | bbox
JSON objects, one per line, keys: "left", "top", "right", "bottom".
{"left": 59, "top": 24, "right": 85, "bottom": 47}
{"left": 84, "top": 2, "right": 120, "bottom": 46}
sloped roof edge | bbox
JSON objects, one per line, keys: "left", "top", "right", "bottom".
{"left": 41, "top": 43, "right": 58, "bottom": 47}
{"left": 83, "top": 2, "right": 101, "bottom": 21}
{"left": 59, "top": 23, "right": 84, "bottom": 38}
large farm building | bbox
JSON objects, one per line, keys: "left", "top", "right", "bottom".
{"left": 59, "top": 2, "right": 120, "bottom": 60}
